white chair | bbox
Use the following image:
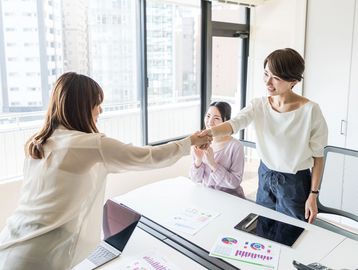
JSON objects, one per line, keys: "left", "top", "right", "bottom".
{"left": 314, "top": 146, "right": 358, "bottom": 240}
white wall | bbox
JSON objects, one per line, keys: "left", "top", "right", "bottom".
{"left": 245, "top": 0, "right": 307, "bottom": 141}
{"left": 248, "top": 0, "right": 307, "bottom": 98}
{"left": 104, "top": 155, "right": 192, "bottom": 201}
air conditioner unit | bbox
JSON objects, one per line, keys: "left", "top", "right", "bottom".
{"left": 217, "top": 0, "right": 269, "bottom": 7}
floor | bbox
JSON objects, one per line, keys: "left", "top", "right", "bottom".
{"left": 241, "top": 158, "right": 259, "bottom": 201}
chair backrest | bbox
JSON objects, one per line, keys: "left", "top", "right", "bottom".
{"left": 318, "top": 146, "right": 358, "bottom": 222}
{"left": 315, "top": 146, "right": 358, "bottom": 240}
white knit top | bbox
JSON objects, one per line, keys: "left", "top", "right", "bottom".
{"left": 229, "top": 97, "right": 328, "bottom": 174}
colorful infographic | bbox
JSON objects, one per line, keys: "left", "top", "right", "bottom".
{"left": 209, "top": 235, "right": 280, "bottom": 269}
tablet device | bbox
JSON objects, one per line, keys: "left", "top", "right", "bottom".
{"left": 234, "top": 213, "right": 304, "bottom": 247}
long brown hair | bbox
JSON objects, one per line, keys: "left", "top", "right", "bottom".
{"left": 26, "top": 72, "right": 104, "bottom": 159}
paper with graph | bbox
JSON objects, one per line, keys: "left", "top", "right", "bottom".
{"left": 209, "top": 234, "right": 280, "bottom": 269}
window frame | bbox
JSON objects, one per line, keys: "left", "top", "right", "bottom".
{"left": 203, "top": 0, "right": 250, "bottom": 140}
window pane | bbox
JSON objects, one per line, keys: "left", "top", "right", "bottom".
{"left": 211, "top": 37, "right": 242, "bottom": 115}
{"left": 86, "top": 0, "right": 141, "bottom": 145}
{"left": 146, "top": 0, "right": 201, "bottom": 143}
{"left": 0, "top": 0, "right": 141, "bottom": 181}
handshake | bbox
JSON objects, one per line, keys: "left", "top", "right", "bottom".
{"left": 190, "top": 129, "right": 213, "bottom": 150}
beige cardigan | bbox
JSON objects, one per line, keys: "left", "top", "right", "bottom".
{"left": 0, "top": 126, "right": 190, "bottom": 270}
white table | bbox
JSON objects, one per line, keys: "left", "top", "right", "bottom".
{"left": 319, "top": 238, "right": 358, "bottom": 269}
{"left": 111, "top": 177, "right": 354, "bottom": 270}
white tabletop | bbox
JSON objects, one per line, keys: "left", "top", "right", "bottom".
{"left": 99, "top": 227, "right": 207, "bottom": 270}
{"left": 319, "top": 237, "right": 358, "bottom": 269}
{"left": 112, "top": 177, "right": 351, "bottom": 270}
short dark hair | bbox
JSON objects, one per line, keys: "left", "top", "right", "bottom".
{"left": 209, "top": 101, "right": 231, "bottom": 122}
{"left": 264, "top": 48, "right": 304, "bottom": 82}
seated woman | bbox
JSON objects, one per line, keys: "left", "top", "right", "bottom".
{"left": 189, "top": 101, "right": 245, "bottom": 198}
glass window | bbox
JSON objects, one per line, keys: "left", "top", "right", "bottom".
{"left": 210, "top": 3, "right": 250, "bottom": 140}
{"left": 146, "top": 0, "right": 201, "bottom": 143}
{"left": 0, "top": 0, "right": 203, "bottom": 182}
{"left": 0, "top": 0, "right": 141, "bottom": 181}
{"left": 212, "top": 36, "right": 242, "bottom": 116}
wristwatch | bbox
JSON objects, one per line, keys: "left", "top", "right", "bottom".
{"left": 310, "top": 190, "right": 319, "bottom": 194}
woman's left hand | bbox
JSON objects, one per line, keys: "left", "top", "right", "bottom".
{"left": 305, "top": 194, "right": 318, "bottom": 224}
{"left": 204, "top": 147, "right": 217, "bottom": 171}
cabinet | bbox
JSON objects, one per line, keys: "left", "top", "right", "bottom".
{"left": 304, "top": 0, "right": 357, "bottom": 149}
{"left": 304, "top": 0, "right": 358, "bottom": 215}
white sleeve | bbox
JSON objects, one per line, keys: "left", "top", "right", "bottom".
{"left": 310, "top": 104, "right": 328, "bottom": 157}
{"left": 228, "top": 100, "right": 255, "bottom": 134}
{"left": 98, "top": 136, "right": 191, "bottom": 173}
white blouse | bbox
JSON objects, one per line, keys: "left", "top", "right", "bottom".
{"left": 0, "top": 126, "right": 191, "bottom": 270}
{"left": 229, "top": 97, "right": 328, "bottom": 174}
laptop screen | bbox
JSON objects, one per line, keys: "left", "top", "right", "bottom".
{"left": 102, "top": 200, "right": 141, "bottom": 252}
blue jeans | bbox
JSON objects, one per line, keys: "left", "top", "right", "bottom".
{"left": 256, "top": 161, "right": 311, "bottom": 221}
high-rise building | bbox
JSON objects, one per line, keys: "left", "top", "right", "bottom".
{"left": 87, "top": 0, "right": 139, "bottom": 106}
{"left": 0, "top": 0, "right": 63, "bottom": 112}
{"left": 146, "top": 2, "right": 200, "bottom": 104}
{"left": 62, "top": 0, "right": 89, "bottom": 74}
{"left": 147, "top": 2, "right": 174, "bottom": 102}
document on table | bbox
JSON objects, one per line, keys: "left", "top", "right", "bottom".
{"left": 209, "top": 234, "right": 281, "bottom": 269}
{"left": 118, "top": 251, "right": 180, "bottom": 270}
{"left": 164, "top": 206, "right": 220, "bottom": 235}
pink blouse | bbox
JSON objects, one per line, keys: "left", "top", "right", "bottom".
{"left": 189, "top": 138, "right": 245, "bottom": 198}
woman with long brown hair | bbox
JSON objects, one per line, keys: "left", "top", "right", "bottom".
{"left": 0, "top": 72, "right": 211, "bottom": 270}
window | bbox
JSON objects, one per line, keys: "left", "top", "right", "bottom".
{"left": 0, "top": 0, "right": 205, "bottom": 182}
{"left": 0, "top": 1, "right": 251, "bottom": 183}
{"left": 147, "top": 0, "right": 201, "bottom": 143}
{"left": 209, "top": 2, "right": 249, "bottom": 140}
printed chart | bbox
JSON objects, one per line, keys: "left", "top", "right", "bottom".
{"left": 118, "top": 251, "right": 180, "bottom": 270}
{"left": 209, "top": 235, "right": 280, "bottom": 269}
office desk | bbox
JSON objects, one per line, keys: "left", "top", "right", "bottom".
{"left": 99, "top": 227, "right": 207, "bottom": 269}
{"left": 319, "top": 238, "right": 358, "bottom": 269}
{"left": 112, "top": 177, "right": 354, "bottom": 270}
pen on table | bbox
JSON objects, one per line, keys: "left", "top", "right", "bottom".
{"left": 245, "top": 214, "right": 258, "bottom": 229}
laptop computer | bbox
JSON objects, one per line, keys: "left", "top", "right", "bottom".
{"left": 73, "top": 200, "right": 141, "bottom": 270}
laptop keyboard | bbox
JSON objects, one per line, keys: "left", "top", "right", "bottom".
{"left": 88, "top": 245, "right": 117, "bottom": 266}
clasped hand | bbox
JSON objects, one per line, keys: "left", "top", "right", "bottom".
{"left": 190, "top": 129, "right": 212, "bottom": 150}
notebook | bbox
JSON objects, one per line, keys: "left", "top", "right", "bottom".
{"left": 73, "top": 200, "right": 141, "bottom": 270}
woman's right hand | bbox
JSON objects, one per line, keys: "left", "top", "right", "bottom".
{"left": 192, "top": 146, "right": 204, "bottom": 167}
{"left": 189, "top": 131, "right": 212, "bottom": 149}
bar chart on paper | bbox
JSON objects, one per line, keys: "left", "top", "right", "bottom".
{"left": 209, "top": 235, "right": 280, "bottom": 269}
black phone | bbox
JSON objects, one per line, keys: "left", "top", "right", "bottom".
{"left": 234, "top": 213, "right": 304, "bottom": 247}
{"left": 292, "top": 260, "right": 333, "bottom": 270}
{"left": 292, "top": 260, "right": 315, "bottom": 270}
